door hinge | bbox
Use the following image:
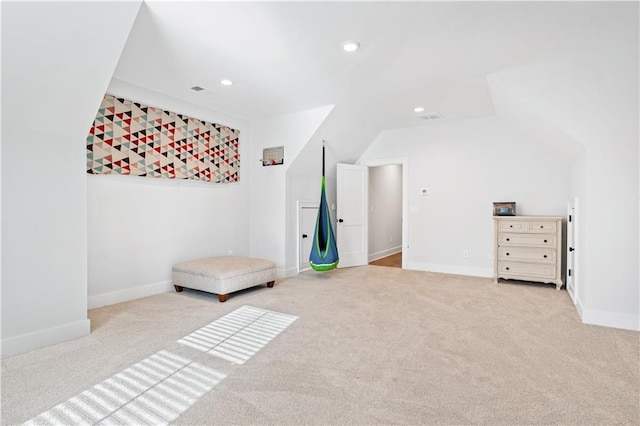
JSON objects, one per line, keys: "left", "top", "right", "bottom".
{"left": 569, "top": 215, "right": 572, "bottom": 222}
{"left": 568, "top": 269, "right": 572, "bottom": 277}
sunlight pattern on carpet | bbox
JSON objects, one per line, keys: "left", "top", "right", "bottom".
{"left": 177, "top": 305, "right": 298, "bottom": 364}
{"left": 24, "top": 350, "right": 226, "bottom": 426}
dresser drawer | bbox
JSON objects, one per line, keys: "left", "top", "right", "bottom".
{"left": 497, "top": 262, "right": 556, "bottom": 280}
{"left": 527, "top": 221, "right": 558, "bottom": 233}
{"left": 497, "top": 220, "right": 527, "bottom": 233}
{"left": 498, "top": 247, "right": 556, "bottom": 264}
{"left": 499, "top": 233, "right": 556, "bottom": 247}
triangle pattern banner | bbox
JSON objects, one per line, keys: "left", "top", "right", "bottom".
{"left": 87, "top": 94, "right": 240, "bottom": 183}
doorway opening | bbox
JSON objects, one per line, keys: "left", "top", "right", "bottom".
{"left": 333, "top": 157, "right": 408, "bottom": 270}
{"left": 297, "top": 201, "right": 319, "bottom": 273}
{"left": 369, "top": 252, "right": 402, "bottom": 268}
{"left": 366, "top": 160, "right": 406, "bottom": 269}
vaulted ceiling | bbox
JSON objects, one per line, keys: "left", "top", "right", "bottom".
{"left": 113, "top": 1, "right": 636, "bottom": 132}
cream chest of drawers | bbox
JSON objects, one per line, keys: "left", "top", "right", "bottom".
{"left": 493, "top": 216, "right": 563, "bottom": 290}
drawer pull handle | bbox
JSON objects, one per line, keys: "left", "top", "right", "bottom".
{"left": 543, "top": 255, "right": 547, "bottom": 258}
{"left": 505, "top": 267, "right": 510, "bottom": 270}
{"left": 506, "top": 238, "right": 510, "bottom": 241}
{"left": 540, "top": 225, "right": 544, "bottom": 228}
{"left": 510, "top": 225, "right": 513, "bottom": 228}
{"left": 544, "top": 239, "right": 548, "bottom": 243}
{"left": 506, "top": 252, "right": 510, "bottom": 256}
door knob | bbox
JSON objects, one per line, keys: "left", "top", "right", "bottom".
{"left": 338, "top": 219, "right": 344, "bottom": 223}
{"left": 302, "top": 234, "right": 308, "bottom": 238}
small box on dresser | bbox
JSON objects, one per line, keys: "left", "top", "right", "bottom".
{"left": 493, "top": 215, "right": 564, "bottom": 290}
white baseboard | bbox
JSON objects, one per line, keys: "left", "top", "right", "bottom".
{"left": 406, "top": 261, "right": 493, "bottom": 278}
{"left": 1, "top": 319, "right": 91, "bottom": 358}
{"left": 574, "top": 295, "right": 585, "bottom": 321}
{"left": 368, "top": 246, "right": 402, "bottom": 263}
{"left": 544, "top": 287, "right": 637, "bottom": 331}
{"left": 404, "top": 265, "right": 637, "bottom": 331}
{"left": 88, "top": 280, "right": 174, "bottom": 310}
{"left": 581, "top": 308, "right": 640, "bottom": 331}
{"left": 278, "top": 266, "right": 298, "bottom": 278}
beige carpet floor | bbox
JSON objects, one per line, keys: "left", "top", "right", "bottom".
{"left": 2, "top": 266, "right": 639, "bottom": 425}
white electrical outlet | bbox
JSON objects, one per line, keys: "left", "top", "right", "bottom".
{"left": 463, "top": 249, "right": 469, "bottom": 258}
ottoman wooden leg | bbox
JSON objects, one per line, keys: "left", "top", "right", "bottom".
{"left": 218, "top": 294, "right": 228, "bottom": 303}
{"left": 267, "top": 281, "right": 275, "bottom": 288}
{"left": 174, "top": 285, "right": 183, "bottom": 292}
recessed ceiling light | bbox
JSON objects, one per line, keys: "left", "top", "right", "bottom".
{"left": 219, "top": 79, "right": 233, "bottom": 86}
{"left": 342, "top": 41, "right": 360, "bottom": 52}
{"left": 414, "top": 107, "right": 425, "bottom": 113}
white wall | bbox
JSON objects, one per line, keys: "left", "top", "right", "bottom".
{"left": 368, "top": 165, "right": 402, "bottom": 261}
{"left": 87, "top": 79, "right": 250, "bottom": 308}
{"left": 487, "top": 47, "right": 639, "bottom": 330}
{"left": 359, "top": 116, "right": 571, "bottom": 278}
{"left": 1, "top": 1, "right": 142, "bottom": 357}
{"left": 250, "top": 106, "right": 333, "bottom": 276}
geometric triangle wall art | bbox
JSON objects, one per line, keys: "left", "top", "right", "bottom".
{"left": 87, "top": 94, "right": 240, "bottom": 183}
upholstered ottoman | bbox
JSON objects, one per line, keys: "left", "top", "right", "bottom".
{"left": 172, "top": 256, "right": 276, "bottom": 302}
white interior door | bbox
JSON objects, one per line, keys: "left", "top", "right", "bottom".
{"left": 566, "top": 199, "right": 578, "bottom": 304}
{"left": 336, "top": 163, "right": 367, "bottom": 268}
{"left": 298, "top": 202, "right": 319, "bottom": 272}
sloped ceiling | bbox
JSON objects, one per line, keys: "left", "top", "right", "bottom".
{"left": 113, "top": 1, "right": 636, "bottom": 133}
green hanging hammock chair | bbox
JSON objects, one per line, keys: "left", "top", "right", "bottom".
{"left": 309, "top": 142, "right": 339, "bottom": 271}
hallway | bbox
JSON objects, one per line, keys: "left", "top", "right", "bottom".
{"left": 369, "top": 252, "right": 402, "bottom": 268}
